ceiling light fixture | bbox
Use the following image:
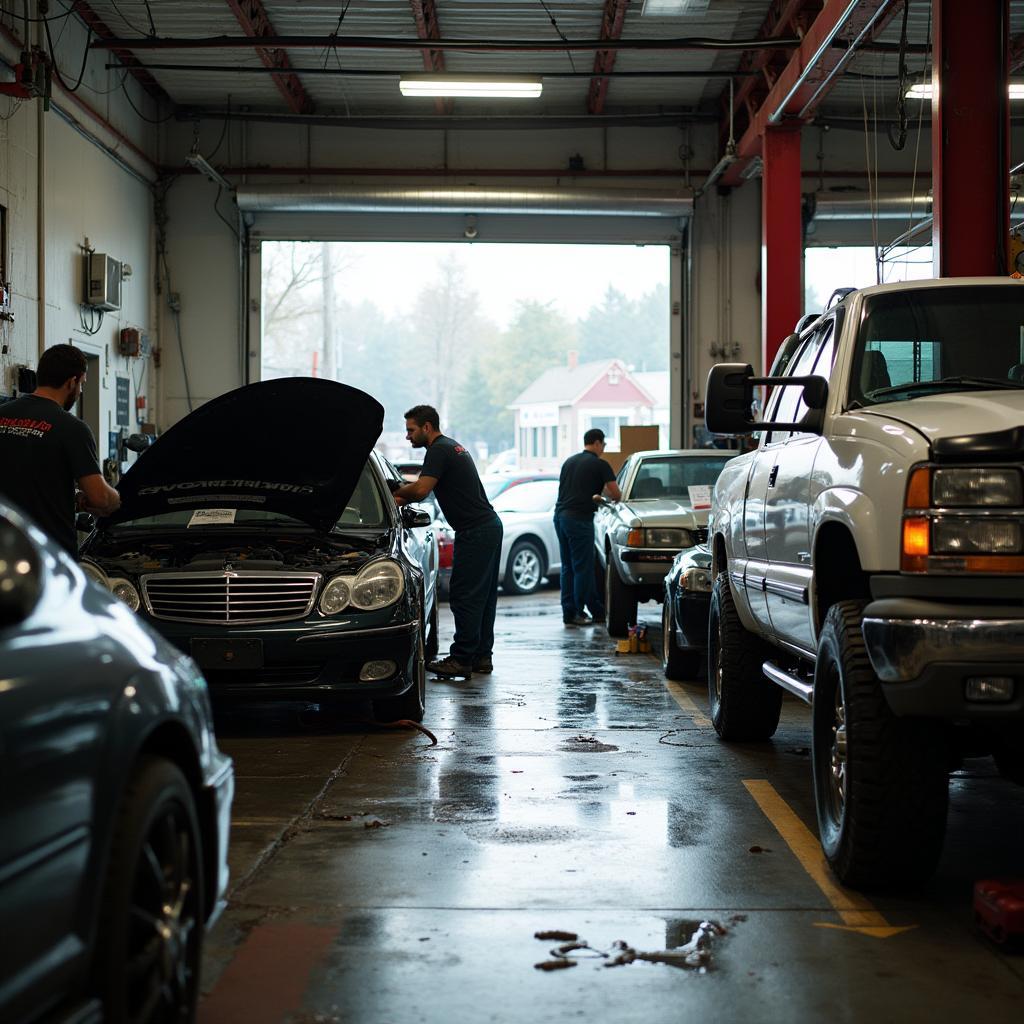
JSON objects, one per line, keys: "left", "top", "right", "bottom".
{"left": 185, "top": 148, "right": 233, "bottom": 190}
{"left": 399, "top": 73, "right": 543, "bottom": 98}
{"left": 907, "top": 82, "right": 1024, "bottom": 100}
{"left": 641, "top": 0, "right": 709, "bottom": 14}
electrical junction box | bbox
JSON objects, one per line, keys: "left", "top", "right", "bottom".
{"left": 119, "top": 327, "right": 141, "bottom": 357}
{"left": 85, "top": 253, "right": 122, "bottom": 311}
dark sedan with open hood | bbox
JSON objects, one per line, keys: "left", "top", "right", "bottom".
{"left": 79, "top": 379, "right": 439, "bottom": 722}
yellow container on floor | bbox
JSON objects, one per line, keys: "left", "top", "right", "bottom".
{"left": 638, "top": 640, "right": 651, "bottom": 654}
{"left": 616, "top": 638, "right": 631, "bottom": 654}
{"left": 629, "top": 634, "right": 639, "bottom": 654}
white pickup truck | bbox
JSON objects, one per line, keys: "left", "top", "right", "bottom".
{"left": 704, "top": 277, "right": 1024, "bottom": 889}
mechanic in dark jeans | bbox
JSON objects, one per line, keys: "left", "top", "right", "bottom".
{"left": 393, "top": 404, "right": 502, "bottom": 679}
{"left": 553, "top": 428, "right": 621, "bottom": 626}
{"left": 0, "top": 344, "right": 120, "bottom": 554}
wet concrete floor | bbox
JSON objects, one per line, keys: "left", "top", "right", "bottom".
{"left": 200, "top": 590, "right": 1024, "bottom": 1023}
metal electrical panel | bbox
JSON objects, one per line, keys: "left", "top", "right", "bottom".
{"left": 85, "top": 253, "right": 122, "bottom": 310}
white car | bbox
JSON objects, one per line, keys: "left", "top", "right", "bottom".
{"left": 594, "top": 449, "right": 736, "bottom": 635}
{"left": 492, "top": 477, "right": 562, "bottom": 595}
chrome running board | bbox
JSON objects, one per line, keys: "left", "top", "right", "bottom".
{"left": 762, "top": 661, "right": 814, "bottom": 705}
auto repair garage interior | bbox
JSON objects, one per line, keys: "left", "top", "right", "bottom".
{"left": 2, "top": 2, "right": 1024, "bottom": 1022}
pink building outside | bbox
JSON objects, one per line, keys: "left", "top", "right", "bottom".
{"left": 509, "top": 353, "right": 667, "bottom": 473}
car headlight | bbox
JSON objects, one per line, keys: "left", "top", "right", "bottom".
{"left": 933, "top": 519, "right": 1023, "bottom": 555}
{"left": 646, "top": 528, "right": 692, "bottom": 548}
{"left": 681, "top": 566, "right": 713, "bottom": 592}
{"left": 351, "top": 559, "right": 405, "bottom": 610}
{"left": 932, "top": 468, "right": 1023, "bottom": 507}
{"left": 80, "top": 559, "right": 109, "bottom": 587}
{"left": 109, "top": 577, "right": 140, "bottom": 611}
{"left": 319, "top": 575, "right": 352, "bottom": 615}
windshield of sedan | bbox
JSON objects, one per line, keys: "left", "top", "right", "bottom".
{"left": 108, "top": 463, "right": 389, "bottom": 531}
{"left": 850, "top": 286, "right": 1024, "bottom": 408}
{"left": 491, "top": 479, "right": 560, "bottom": 513}
{"left": 626, "top": 456, "right": 734, "bottom": 502}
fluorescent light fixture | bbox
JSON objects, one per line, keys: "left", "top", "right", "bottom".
{"left": 399, "top": 74, "right": 542, "bottom": 98}
{"left": 641, "top": 0, "right": 709, "bottom": 14}
{"left": 185, "top": 149, "right": 232, "bottom": 190}
{"left": 907, "top": 82, "right": 1024, "bottom": 99}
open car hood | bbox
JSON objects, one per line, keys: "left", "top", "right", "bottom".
{"left": 106, "top": 378, "right": 384, "bottom": 533}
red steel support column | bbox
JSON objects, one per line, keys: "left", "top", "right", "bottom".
{"left": 932, "top": 0, "right": 1009, "bottom": 276}
{"left": 761, "top": 125, "right": 803, "bottom": 372}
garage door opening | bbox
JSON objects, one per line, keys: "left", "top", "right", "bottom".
{"left": 805, "top": 244, "right": 934, "bottom": 312}
{"left": 260, "top": 241, "right": 670, "bottom": 472}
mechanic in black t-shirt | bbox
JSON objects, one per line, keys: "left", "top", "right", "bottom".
{"left": 0, "top": 344, "right": 120, "bottom": 555}
{"left": 393, "top": 404, "right": 502, "bottom": 679}
{"left": 553, "top": 428, "right": 621, "bottom": 626}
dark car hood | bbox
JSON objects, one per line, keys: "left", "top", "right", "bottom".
{"left": 106, "top": 378, "right": 384, "bottom": 533}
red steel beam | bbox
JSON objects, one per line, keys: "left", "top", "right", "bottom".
{"left": 931, "top": 0, "right": 1009, "bottom": 276}
{"left": 408, "top": 1, "right": 451, "bottom": 116}
{"left": 225, "top": 0, "right": 314, "bottom": 115}
{"left": 720, "top": 0, "right": 897, "bottom": 188}
{"left": 719, "top": 0, "right": 819, "bottom": 155}
{"left": 70, "top": 0, "right": 171, "bottom": 103}
{"left": 587, "top": 0, "right": 630, "bottom": 115}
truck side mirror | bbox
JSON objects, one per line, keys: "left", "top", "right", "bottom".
{"left": 705, "top": 363, "right": 828, "bottom": 436}
{"left": 124, "top": 433, "right": 154, "bottom": 454}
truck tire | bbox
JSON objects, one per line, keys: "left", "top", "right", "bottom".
{"left": 812, "top": 600, "right": 948, "bottom": 888}
{"left": 662, "top": 599, "right": 702, "bottom": 680}
{"left": 605, "top": 559, "right": 637, "bottom": 638}
{"left": 707, "top": 573, "right": 781, "bottom": 740}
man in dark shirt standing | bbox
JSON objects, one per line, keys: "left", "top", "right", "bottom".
{"left": 394, "top": 404, "right": 502, "bottom": 679}
{"left": 0, "top": 344, "right": 120, "bottom": 555}
{"left": 553, "top": 428, "right": 621, "bottom": 626}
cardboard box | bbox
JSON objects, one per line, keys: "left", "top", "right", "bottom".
{"left": 603, "top": 425, "right": 660, "bottom": 475}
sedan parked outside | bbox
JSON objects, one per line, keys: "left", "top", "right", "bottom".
{"left": 0, "top": 501, "right": 233, "bottom": 1024}
{"left": 492, "top": 476, "right": 562, "bottom": 595}
{"left": 594, "top": 449, "right": 735, "bottom": 635}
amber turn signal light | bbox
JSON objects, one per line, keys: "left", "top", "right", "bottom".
{"left": 626, "top": 528, "right": 645, "bottom": 547}
{"left": 905, "top": 466, "right": 931, "bottom": 509}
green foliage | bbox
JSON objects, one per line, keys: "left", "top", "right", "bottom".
{"left": 578, "top": 283, "right": 669, "bottom": 371}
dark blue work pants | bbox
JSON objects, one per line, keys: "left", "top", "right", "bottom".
{"left": 448, "top": 514, "right": 503, "bottom": 661}
{"left": 554, "top": 513, "right": 604, "bottom": 621}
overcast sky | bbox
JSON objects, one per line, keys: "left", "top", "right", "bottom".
{"left": 316, "top": 241, "right": 670, "bottom": 329}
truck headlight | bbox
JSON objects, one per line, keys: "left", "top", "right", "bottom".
{"left": 351, "top": 559, "right": 405, "bottom": 611}
{"left": 932, "top": 468, "right": 1023, "bottom": 507}
{"left": 933, "top": 519, "right": 1023, "bottom": 554}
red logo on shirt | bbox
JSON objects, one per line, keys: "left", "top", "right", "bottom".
{"left": 454, "top": 445, "right": 468, "bottom": 455}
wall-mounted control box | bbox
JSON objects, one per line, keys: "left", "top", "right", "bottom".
{"left": 85, "top": 253, "right": 122, "bottom": 311}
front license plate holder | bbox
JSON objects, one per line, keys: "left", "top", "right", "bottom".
{"left": 191, "top": 637, "right": 264, "bottom": 671}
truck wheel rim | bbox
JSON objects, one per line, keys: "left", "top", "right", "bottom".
{"left": 827, "top": 666, "right": 848, "bottom": 822}
{"left": 662, "top": 603, "right": 671, "bottom": 663}
{"left": 712, "top": 610, "right": 723, "bottom": 702}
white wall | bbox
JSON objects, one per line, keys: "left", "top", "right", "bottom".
{"left": 0, "top": 9, "right": 160, "bottom": 468}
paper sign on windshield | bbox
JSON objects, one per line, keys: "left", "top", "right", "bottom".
{"left": 188, "top": 508, "right": 237, "bottom": 527}
{"left": 687, "top": 485, "right": 712, "bottom": 510}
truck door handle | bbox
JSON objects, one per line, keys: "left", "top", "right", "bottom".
{"left": 768, "top": 465, "right": 779, "bottom": 488}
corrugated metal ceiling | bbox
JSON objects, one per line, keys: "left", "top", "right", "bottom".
{"left": 76, "top": 2, "right": 1024, "bottom": 122}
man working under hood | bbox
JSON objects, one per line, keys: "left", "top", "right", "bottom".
{"left": 0, "top": 344, "right": 120, "bottom": 555}
{"left": 393, "top": 405, "right": 502, "bottom": 679}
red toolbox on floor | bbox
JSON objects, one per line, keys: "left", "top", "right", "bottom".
{"left": 974, "top": 879, "right": 1024, "bottom": 945}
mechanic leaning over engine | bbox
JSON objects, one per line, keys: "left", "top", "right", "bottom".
{"left": 0, "top": 344, "right": 120, "bottom": 555}
{"left": 393, "top": 404, "right": 502, "bottom": 680}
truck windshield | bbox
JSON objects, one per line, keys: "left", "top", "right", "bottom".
{"left": 850, "top": 286, "right": 1024, "bottom": 408}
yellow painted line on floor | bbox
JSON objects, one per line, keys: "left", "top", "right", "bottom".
{"left": 743, "top": 779, "right": 916, "bottom": 939}
{"left": 664, "top": 680, "right": 712, "bottom": 728}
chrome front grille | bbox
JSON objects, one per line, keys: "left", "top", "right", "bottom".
{"left": 141, "top": 571, "right": 321, "bottom": 625}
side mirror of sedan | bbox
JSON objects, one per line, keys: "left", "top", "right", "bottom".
{"left": 401, "top": 505, "right": 433, "bottom": 528}
{"left": 124, "top": 433, "right": 154, "bottom": 454}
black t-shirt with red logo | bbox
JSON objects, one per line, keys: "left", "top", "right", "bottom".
{"left": 0, "top": 395, "right": 101, "bottom": 554}
{"left": 420, "top": 435, "right": 494, "bottom": 531}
